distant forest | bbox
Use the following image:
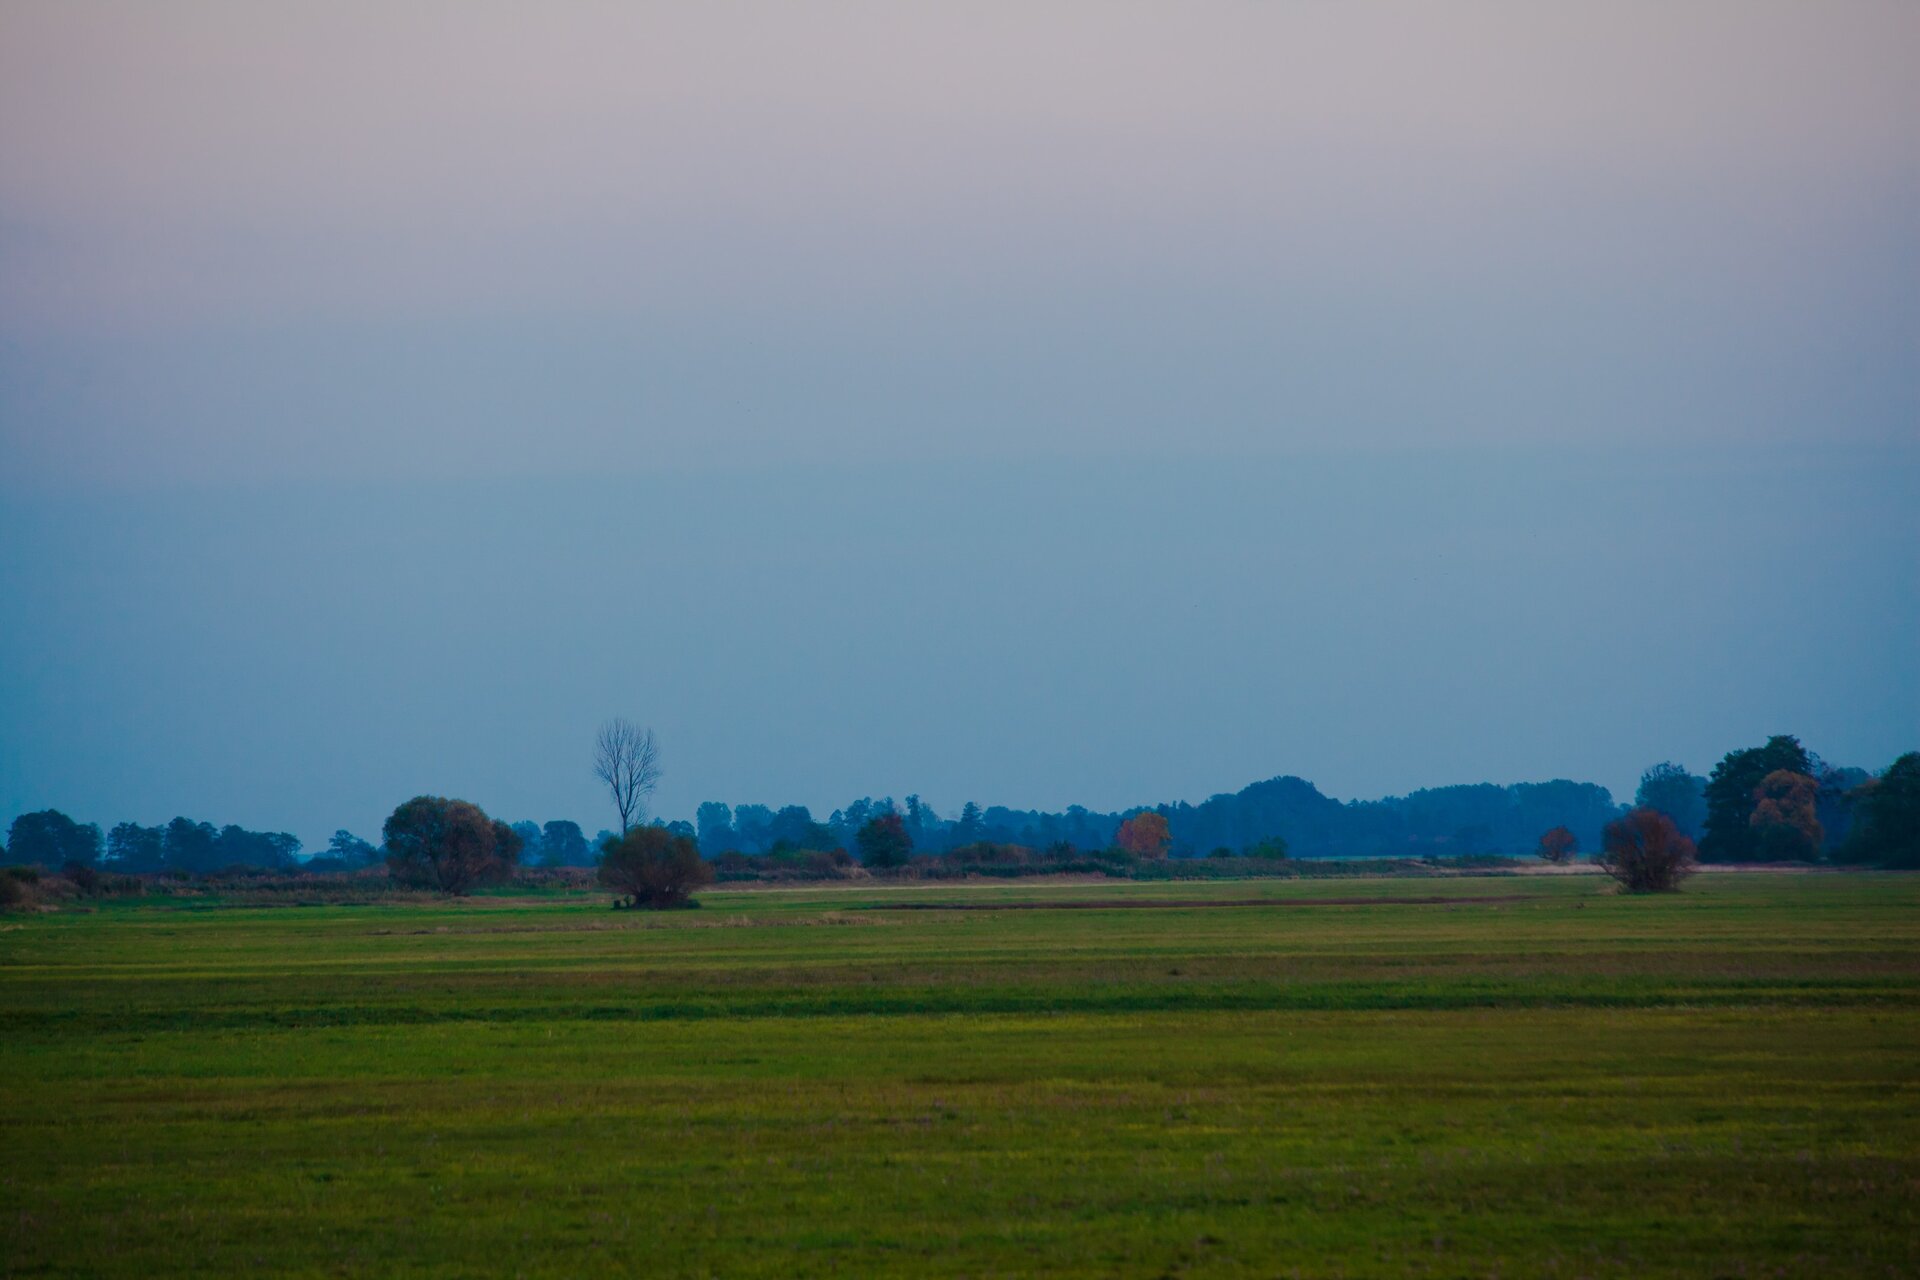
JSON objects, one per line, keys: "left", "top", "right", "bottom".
{"left": 680, "top": 776, "right": 1629, "bottom": 864}
{"left": 7, "top": 737, "right": 1913, "bottom": 873}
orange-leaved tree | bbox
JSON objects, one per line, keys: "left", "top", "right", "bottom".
{"left": 1749, "top": 769, "right": 1822, "bottom": 861}
{"left": 1536, "top": 825, "right": 1578, "bottom": 864}
{"left": 1115, "top": 812, "right": 1171, "bottom": 859}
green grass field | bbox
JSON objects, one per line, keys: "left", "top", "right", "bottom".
{"left": 4, "top": 873, "right": 1917, "bottom": 1277}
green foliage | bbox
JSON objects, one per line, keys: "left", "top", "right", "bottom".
{"left": 1701, "top": 735, "right": 1811, "bottom": 862}
{"left": 1635, "top": 762, "right": 1706, "bottom": 839}
{"left": 597, "top": 825, "right": 712, "bottom": 908}
{"left": 383, "top": 796, "right": 517, "bottom": 895}
{"left": 4, "top": 877, "right": 1919, "bottom": 1276}
{"left": 1244, "top": 835, "right": 1289, "bottom": 860}
{"left": 6, "top": 809, "right": 103, "bottom": 869}
{"left": 1844, "top": 753, "right": 1920, "bottom": 868}
{"left": 854, "top": 811, "right": 912, "bottom": 868}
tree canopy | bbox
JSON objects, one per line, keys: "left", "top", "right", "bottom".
{"left": 382, "top": 796, "right": 520, "bottom": 894}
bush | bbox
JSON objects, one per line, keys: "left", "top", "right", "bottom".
{"left": 0, "top": 873, "right": 27, "bottom": 910}
{"left": 599, "top": 826, "right": 713, "bottom": 909}
{"left": 1536, "top": 826, "right": 1578, "bottom": 864}
{"left": 61, "top": 861, "right": 100, "bottom": 894}
{"left": 1245, "top": 837, "right": 1289, "bottom": 860}
{"left": 1598, "top": 808, "right": 1696, "bottom": 893}
{"left": 5, "top": 864, "right": 41, "bottom": 884}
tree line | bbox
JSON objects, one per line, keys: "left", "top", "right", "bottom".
{"left": 7, "top": 736, "right": 1915, "bottom": 882}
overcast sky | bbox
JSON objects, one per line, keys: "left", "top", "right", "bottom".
{"left": 2, "top": 3, "right": 1914, "bottom": 847}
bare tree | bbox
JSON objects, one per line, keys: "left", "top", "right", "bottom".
{"left": 594, "top": 719, "right": 661, "bottom": 835}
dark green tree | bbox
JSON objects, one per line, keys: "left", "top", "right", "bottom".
{"left": 325, "top": 829, "right": 379, "bottom": 866}
{"left": 510, "top": 821, "right": 544, "bottom": 863}
{"left": 107, "top": 822, "right": 165, "bottom": 872}
{"left": 694, "top": 802, "right": 735, "bottom": 855}
{"left": 954, "top": 801, "right": 985, "bottom": 846}
{"left": 540, "top": 820, "right": 591, "bottom": 866}
{"left": 1245, "top": 836, "right": 1290, "bottom": 860}
{"left": 1635, "top": 762, "right": 1706, "bottom": 840}
{"left": 855, "top": 811, "right": 912, "bottom": 868}
{"left": 1700, "top": 736, "right": 1812, "bottom": 862}
{"left": 1844, "top": 753, "right": 1920, "bottom": 868}
{"left": 162, "top": 818, "right": 221, "bottom": 874}
{"left": 6, "top": 810, "right": 103, "bottom": 868}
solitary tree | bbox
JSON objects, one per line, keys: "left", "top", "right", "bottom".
{"left": 1536, "top": 825, "right": 1579, "bottom": 865}
{"left": 383, "top": 796, "right": 521, "bottom": 894}
{"left": 598, "top": 825, "right": 711, "bottom": 909}
{"left": 1597, "top": 808, "right": 1696, "bottom": 893}
{"left": 855, "top": 811, "right": 912, "bottom": 868}
{"left": 594, "top": 720, "right": 662, "bottom": 835}
{"left": 1115, "top": 812, "right": 1172, "bottom": 859}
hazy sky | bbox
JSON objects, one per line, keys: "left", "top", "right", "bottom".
{"left": 2, "top": 3, "right": 1915, "bottom": 847}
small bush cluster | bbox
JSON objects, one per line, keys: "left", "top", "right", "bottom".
{"left": 600, "top": 826, "right": 713, "bottom": 909}
{"left": 1598, "top": 808, "right": 1696, "bottom": 893}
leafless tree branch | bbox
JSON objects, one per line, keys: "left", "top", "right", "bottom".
{"left": 594, "top": 719, "right": 661, "bottom": 835}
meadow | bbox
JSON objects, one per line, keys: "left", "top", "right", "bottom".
{"left": 3, "top": 872, "right": 1917, "bottom": 1277}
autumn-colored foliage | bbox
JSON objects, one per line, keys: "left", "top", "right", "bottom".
{"left": 1598, "top": 807, "right": 1696, "bottom": 892}
{"left": 1115, "top": 812, "right": 1171, "bottom": 858}
{"left": 1536, "top": 825, "right": 1578, "bottom": 865}
{"left": 1748, "top": 769, "right": 1822, "bottom": 861}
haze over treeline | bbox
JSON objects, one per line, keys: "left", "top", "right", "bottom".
{"left": 3, "top": 452, "right": 1913, "bottom": 853}
{"left": 1, "top": 4, "right": 1914, "bottom": 847}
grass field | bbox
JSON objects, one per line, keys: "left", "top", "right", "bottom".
{"left": 4, "top": 873, "right": 1917, "bottom": 1277}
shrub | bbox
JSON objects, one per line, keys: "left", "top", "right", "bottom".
{"left": 1245, "top": 836, "right": 1289, "bottom": 860}
{"left": 599, "top": 826, "right": 713, "bottom": 909}
{"left": 1598, "top": 808, "right": 1697, "bottom": 893}
{"left": 0, "top": 873, "right": 27, "bottom": 910}
{"left": 1536, "top": 826, "right": 1578, "bottom": 865}
{"left": 5, "top": 864, "right": 41, "bottom": 884}
{"left": 62, "top": 861, "right": 100, "bottom": 894}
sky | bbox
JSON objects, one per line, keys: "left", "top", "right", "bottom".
{"left": 1, "top": 2, "right": 1915, "bottom": 849}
